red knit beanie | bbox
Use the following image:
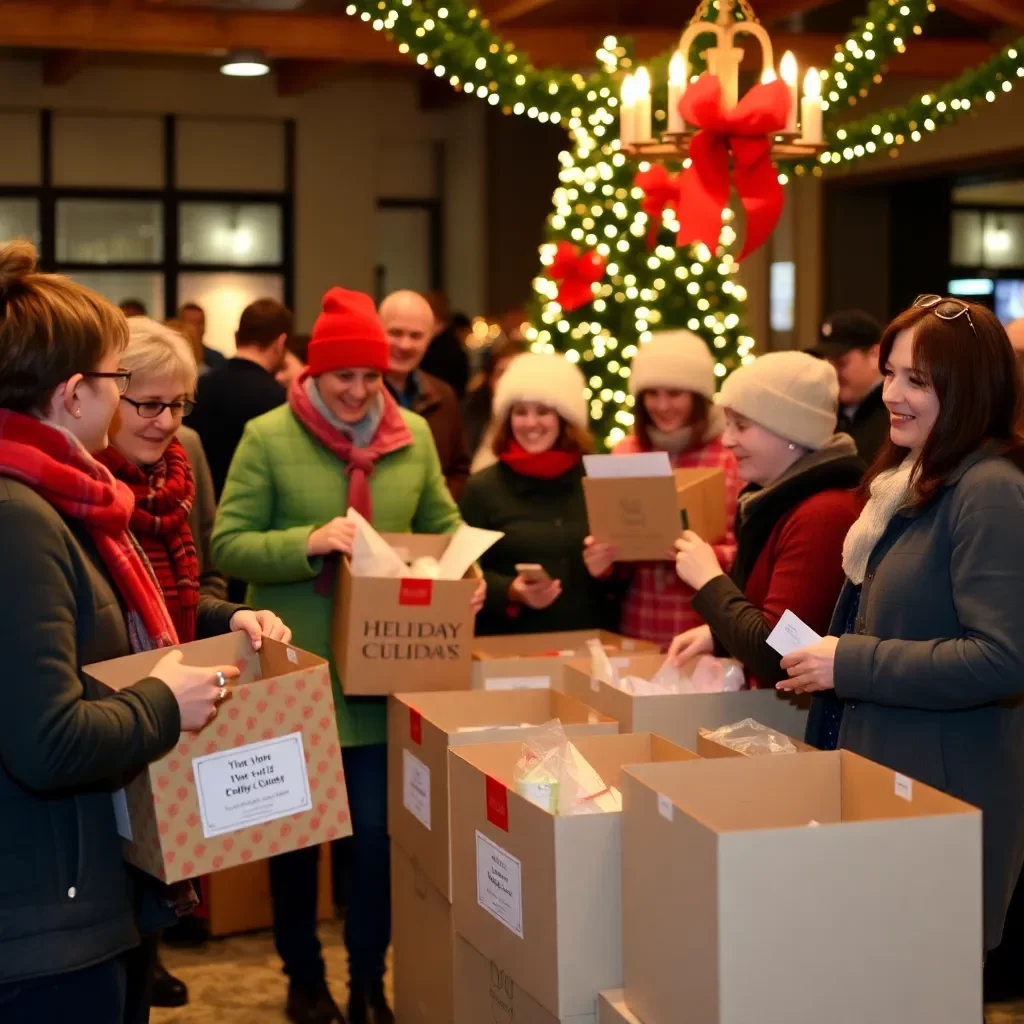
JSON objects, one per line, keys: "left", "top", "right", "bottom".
{"left": 308, "top": 287, "right": 390, "bottom": 375}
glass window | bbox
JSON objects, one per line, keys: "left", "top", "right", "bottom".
{"left": 950, "top": 209, "right": 983, "bottom": 267}
{"left": 0, "top": 198, "right": 41, "bottom": 245}
{"left": 981, "top": 212, "right": 1024, "bottom": 269}
{"left": 177, "top": 271, "right": 284, "bottom": 356}
{"left": 68, "top": 271, "right": 165, "bottom": 320}
{"left": 179, "top": 203, "right": 282, "bottom": 266}
{"left": 56, "top": 199, "right": 163, "bottom": 264}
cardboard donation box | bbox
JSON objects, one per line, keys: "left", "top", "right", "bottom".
{"left": 454, "top": 934, "right": 597, "bottom": 1024}
{"left": 597, "top": 991, "right": 642, "bottom": 1024}
{"left": 696, "top": 719, "right": 814, "bottom": 759}
{"left": 450, "top": 733, "right": 698, "bottom": 1019}
{"left": 581, "top": 452, "right": 725, "bottom": 561}
{"left": 392, "top": 841, "right": 456, "bottom": 1024}
{"left": 472, "top": 631, "right": 658, "bottom": 691}
{"left": 83, "top": 634, "right": 351, "bottom": 885}
{"left": 621, "top": 752, "right": 983, "bottom": 1024}
{"left": 388, "top": 689, "right": 617, "bottom": 901}
{"left": 561, "top": 652, "right": 808, "bottom": 751}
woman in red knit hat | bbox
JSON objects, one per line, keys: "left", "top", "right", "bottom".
{"left": 213, "top": 287, "right": 483, "bottom": 1024}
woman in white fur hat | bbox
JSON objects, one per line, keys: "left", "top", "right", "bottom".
{"left": 583, "top": 330, "right": 742, "bottom": 650}
{"left": 459, "top": 352, "right": 623, "bottom": 636}
{"left": 667, "top": 351, "right": 863, "bottom": 700}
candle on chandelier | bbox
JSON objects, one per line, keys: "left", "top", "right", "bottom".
{"left": 780, "top": 50, "right": 799, "bottom": 134}
{"left": 801, "top": 68, "right": 823, "bottom": 145}
{"left": 668, "top": 53, "right": 687, "bottom": 134}
{"left": 620, "top": 73, "right": 637, "bottom": 145}
{"left": 634, "top": 66, "right": 652, "bottom": 141}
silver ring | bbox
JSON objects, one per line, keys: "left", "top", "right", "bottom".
{"left": 216, "top": 671, "right": 227, "bottom": 700}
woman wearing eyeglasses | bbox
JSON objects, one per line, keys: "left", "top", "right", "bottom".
{"left": 780, "top": 296, "right": 1024, "bottom": 957}
{"left": 95, "top": 317, "right": 292, "bottom": 1018}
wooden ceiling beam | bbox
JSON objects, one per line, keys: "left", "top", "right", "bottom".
{"left": 942, "top": 0, "right": 1024, "bottom": 28}
{"left": 488, "top": 0, "right": 561, "bottom": 26}
{"left": 275, "top": 59, "right": 343, "bottom": 97}
{"left": 41, "top": 49, "right": 89, "bottom": 87}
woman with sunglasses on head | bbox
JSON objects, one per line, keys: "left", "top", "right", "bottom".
{"left": 0, "top": 242, "right": 243, "bottom": 1024}
{"left": 95, "top": 317, "right": 291, "bottom": 1018}
{"left": 781, "top": 295, "right": 1024, "bottom": 957}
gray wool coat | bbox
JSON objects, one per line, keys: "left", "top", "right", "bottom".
{"left": 832, "top": 451, "right": 1024, "bottom": 951}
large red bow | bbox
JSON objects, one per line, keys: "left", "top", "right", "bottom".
{"left": 677, "top": 73, "right": 791, "bottom": 261}
{"left": 634, "top": 165, "right": 680, "bottom": 248}
{"left": 548, "top": 241, "right": 606, "bottom": 312}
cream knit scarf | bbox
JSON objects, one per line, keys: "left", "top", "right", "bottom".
{"left": 842, "top": 455, "right": 916, "bottom": 585}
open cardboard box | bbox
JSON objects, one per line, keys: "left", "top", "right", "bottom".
{"left": 560, "top": 652, "right": 809, "bottom": 751}
{"left": 449, "top": 732, "right": 698, "bottom": 1019}
{"left": 333, "top": 532, "right": 480, "bottom": 696}
{"left": 472, "top": 631, "right": 658, "bottom": 692}
{"left": 621, "top": 751, "right": 982, "bottom": 1024}
{"left": 696, "top": 721, "right": 814, "bottom": 758}
{"left": 83, "top": 634, "right": 351, "bottom": 884}
{"left": 388, "top": 688, "right": 617, "bottom": 902}
{"left": 582, "top": 467, "right": 725, "bottom": 562}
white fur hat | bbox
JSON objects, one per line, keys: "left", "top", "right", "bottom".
{"left": 717, "top": 351, "right": 839, "bottom": 450}
{"left": 492, "top": 352, "right": 588, "bottom": 431}
{"left": 629, "top": 330, "right": 717, "bottom": 400}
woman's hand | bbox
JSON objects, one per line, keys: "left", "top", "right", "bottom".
{"left": 307, "top": 517, "right": 356, "bottom": 557}
{"left": 509, "top": 574, "right": 562, "bottom": 610}
{"left": 666, "top": 624, "right": 714, "bottom": 667}
{"left": 778, "top": 636, "right": 839, "bottom": 693}
{"left": 674, "top": 531, "right": 725, "bottom": 590}
{"left": 150, "top": 651, "right": 240, "bottom": 732}
{"left": 230, "top": 609, "right": 293, "bottom": 651}
{"left": 470, "top": 578, "right": 486, "bottom": 615}
{"left": 582, "top": 536, "right": 617, "bottom": 578}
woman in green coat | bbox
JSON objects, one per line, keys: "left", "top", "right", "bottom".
{"left": 212, "top": 287, "right": 481, "bottom": 1024}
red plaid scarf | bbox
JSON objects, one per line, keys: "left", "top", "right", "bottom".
{"left": 0, "top": 411, "right": 178, "bottom": 651}
{"left": 97, "top": 438, "right": 200, "bottom": 644}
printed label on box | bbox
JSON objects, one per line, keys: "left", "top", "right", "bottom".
{"left": 657, "top": 793, "right": 674, "bottom": 821}
{"left": 193, "top": 732, "right": 313, "bottom": 839}
{"left": 486, "top": 775, "right": 509, "bottom": 832}
{"left": 483, "top": 675, "right": 551, "bottom": 691}
{"left": 590, "top": 675, "right": 600, "bottom": 693}
{"left": 476, "top": 830, "right": 523, "bottom": 938}
{"left": 409, "top": 707, "right": 423, "bottom": 744}
{"left": 402, "top": 748, "right": 431, "bottom": 831}
{"left": 894, "top": 773, "right": 913, "bottom": 801}
{"left": 112, "top": 788, "right": 133, "bottom": 841}
{"left": 399, "top": 578, "right": 434, "bottom": 606}
{"left": 286, "top": 647, "right": 298, "bottom": 664}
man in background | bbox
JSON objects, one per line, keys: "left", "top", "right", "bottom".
{"left": 809, "top": 310, "right": 887, "bottom": 465}
{"left": 276, "top": 333, "right": 310, "bottom": 390}
{"left": 420, "top": 289, "right": 471, "bottom": 398}
{"left": 120, "top": 298, "right": 148, "bottom": 317}
{"left": 178, "top": 301, "right": 227, "bottom": 374}
{"left": 186, "top": 298, "right": 290, "bottom": 500}
{"left": 380, "top": 290, "right": 470, "bottom": 499}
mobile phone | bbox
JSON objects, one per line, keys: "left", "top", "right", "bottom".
{"left": 680, "top": 509, "right": 690, "bottom": 531}
{"left": 515, "top": 563, "right": 551, "bottom": 584}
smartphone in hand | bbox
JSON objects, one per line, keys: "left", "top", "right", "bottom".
{"left": 515, "top": 563, "right": 551, "bottom": 585}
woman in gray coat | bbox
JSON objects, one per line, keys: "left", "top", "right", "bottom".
{"left": 780, "top": 295, "right": 1024, "bottom": 954}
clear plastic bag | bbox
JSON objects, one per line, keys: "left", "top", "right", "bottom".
{"left": 701, "top": 717, "right": 798, "bottom": 756}
{"left": 619, "top": 656, "right": 745, "bottom": 696}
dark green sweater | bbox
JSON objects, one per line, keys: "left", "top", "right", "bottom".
{"left": 458, "top": 461, "right": 622, "bottom": 636}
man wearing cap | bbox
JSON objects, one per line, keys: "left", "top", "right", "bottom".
{"left": 809, "top": 310, "right": 888, "bottom": 466}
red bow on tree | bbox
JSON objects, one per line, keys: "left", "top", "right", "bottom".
{"left": 676, "top": 73, "right": 791, "bottom": 261}
{"left": 548, "top": 241, "right": 606, "bottom": 312}
{"left": 634, "top": 165, "right": 681, "bottom": 248}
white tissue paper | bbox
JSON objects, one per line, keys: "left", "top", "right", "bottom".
{"left": 587, "top": 637, "right": 620, "bottom": 688}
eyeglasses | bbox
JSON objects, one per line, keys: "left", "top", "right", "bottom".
{"left": 84, "top": 369, "right": 132, "bottom": 394}
{"left": 913, "top": 294, "right": 977, "bottom": 335}
{"left": 121, "top": 396, "right": 196, "bottom": 419}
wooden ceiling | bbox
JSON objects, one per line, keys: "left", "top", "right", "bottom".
{"left": 0, "top": 0, "right": 1017, "bottom": 96}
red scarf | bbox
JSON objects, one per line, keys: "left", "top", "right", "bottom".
{"left": 500, "top": 441, "right": 582, "bottom": 479}
{"left": 0, "top": 411, "right": 178, "bottom": 650}
{"left": 97, "top": 439, "right": 200, "bottom": 643}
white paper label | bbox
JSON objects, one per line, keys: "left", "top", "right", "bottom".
{"left": 476, "top": 830, "right": 523, "bottom": 938}
{"left": 894, "top": 773, "right": 913, "bottom": 802}
{"left": 286, "top": 647, "right": 298, "bottom": 664}
{"left": 112, "top": 788, "right": 133, "bottom": 841}
{"left": 590, "top": 675, "right": 601, "bottom": 692}
{"left": 657, "top": 793, "right": 674, "bottom": 821}
{"left": 484, "top": 675, "right": 551, "bottom": 691}
{"left": 193, "top": 732, "right": 312, "bottom": 839}
{"left": 402, "top": 748, "right": 432, "bottom": 830}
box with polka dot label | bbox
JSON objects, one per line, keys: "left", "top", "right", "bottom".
{"left": 84, "top": 634, "right": 351, "bottom": 884}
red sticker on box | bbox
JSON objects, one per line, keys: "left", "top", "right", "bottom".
{"left": 486, "top": 775, "right": 509, "bottom": 832}
{"left": 409, "top": 708, "right": 423, "bottom": 745}
{"left": 399, "top": 578, "right": 433, "bottom": 606}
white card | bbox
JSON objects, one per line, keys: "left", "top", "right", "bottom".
{"left": 766, "top": 609, "right": 823, "bottom": 656}
{"left": 583, "top": 451, "right": 672, "bottom": 479}
{"left": 476, "top": 830, "right": 524, "bottom": 938}
{"left": 894, "top": 773, "right": 913, "bottom": 802}
{"left": 402, "top": 748, "right": 431, "bottom": 831}
{"left": 483, "top": 675, "right": 551, "bottom": 691}
{"left": 192, "top": 732, "right": 313, "bottom": 839}
{"left": 112, "top": 788, "right": 133, "bottom": 841}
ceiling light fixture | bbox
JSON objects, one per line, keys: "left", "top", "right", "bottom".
{"left": 220, "top": 52, "right": 271, "bottom": 78}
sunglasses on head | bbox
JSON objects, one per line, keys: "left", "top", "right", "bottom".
{"left": 913, "top": 294, "right": 977, "bottom": 335}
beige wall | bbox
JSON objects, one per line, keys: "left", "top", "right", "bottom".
{"left": 0, "top": 58, "right": 487, "bottom": 333}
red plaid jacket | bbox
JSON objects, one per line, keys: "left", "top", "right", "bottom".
{"left": 612, "top": 434, "right": 741, "bottom": 651}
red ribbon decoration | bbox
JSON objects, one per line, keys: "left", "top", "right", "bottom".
{"left": 634, "top": 165, "right": 680, "bottom": 248}
{"left": 548, "top": 241, "right": 606, "bottom": 312}
{"left": 676, "top": 73, "right": 792, "bottom": 261}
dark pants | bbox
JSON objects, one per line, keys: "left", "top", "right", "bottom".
{"left": 0, "top": 957, "right": 127, "bottom": 1023}
{"left": 269, "top": 743, "right": 390, "bottom": 989}
{"left": 123, "top": 932, "right": 160, "bottom": 1024}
